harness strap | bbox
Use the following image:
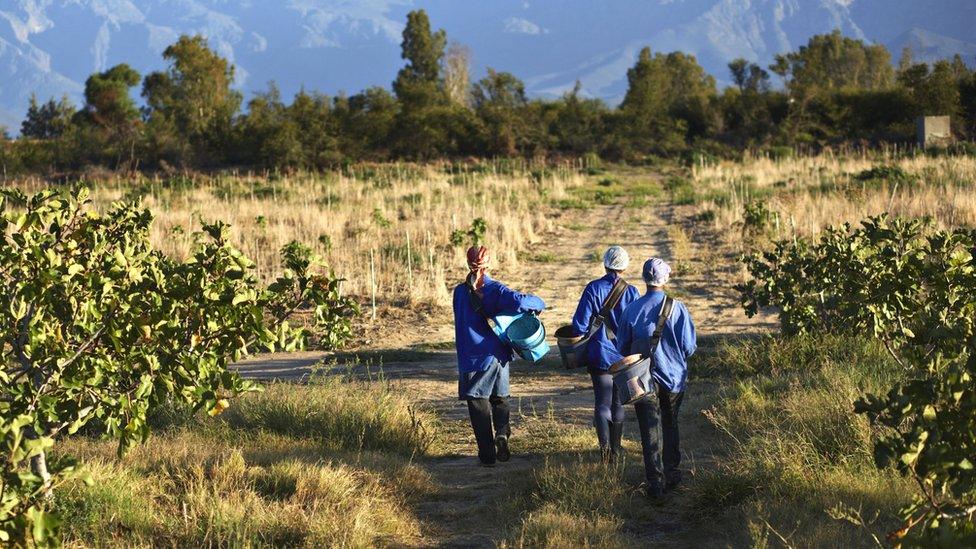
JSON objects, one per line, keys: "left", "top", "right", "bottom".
{"left": 574, "top": 277, "right": 630, "bottom": 352}
{"left": 646, "top": 296, "right": 675, "bottom": 357}
{"left": 466, "top": 275, "right": 505, "bottom": 340}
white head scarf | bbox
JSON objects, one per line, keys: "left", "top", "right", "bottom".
{"left": 603, "top": 246, "right": 630, "bottom": 271}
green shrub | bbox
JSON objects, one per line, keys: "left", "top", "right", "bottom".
{"left": 851, "top": 165, "right": 916, "bottom": 189}
{"left": 742, "top": 199, "right": 774, "bottom": 233}
{"left": 449, "top": 217, "right": 489, "bottom": 247}
{"left": 740, "top": 215, "right": 976, "bottom": 544}
{"left": 0, "top": 188, "right": 357, "bottom": 544}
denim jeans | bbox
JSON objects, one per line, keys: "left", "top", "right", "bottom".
{"left": 633, "top": 384, "right": 684, "bottom": 486}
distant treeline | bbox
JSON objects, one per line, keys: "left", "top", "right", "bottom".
{"left": 2, "top": 10, "right": 975, "bottom": 175}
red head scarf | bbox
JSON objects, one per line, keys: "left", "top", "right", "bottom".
{"left": 466, "top": 246, "right": 490, "bottom": 290}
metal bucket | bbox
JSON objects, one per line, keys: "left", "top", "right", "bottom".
{"left": 554, "top": 325, "right": 586, "bottom": 369}
{"left": 610, "top": 354, "right": 653, "bottom": 404}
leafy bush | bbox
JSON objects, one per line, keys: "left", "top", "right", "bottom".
{"left": 740, "top": 214, "right": 976, "bottom": 545}
{"left": 851, "top": 165, "right": 916, "bottom": 189}
{"left": 0, "top": 187, "right": 357, "bottom": 544}
{"left": 450, "top": 217, "right": 489, "bottom": 247}
{"left": 742, "top": 200, "right": 774, "bottom": 233}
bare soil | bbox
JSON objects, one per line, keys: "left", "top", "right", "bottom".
{"left": 234, "top": 196, "right": 775, "bottom": 547}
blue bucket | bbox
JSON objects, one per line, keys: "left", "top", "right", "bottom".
{"left": 610, "top": 355, "right": 654, "bottom": 404}
{"left": 505, "top": 314, "right": 550, "bottom": 363}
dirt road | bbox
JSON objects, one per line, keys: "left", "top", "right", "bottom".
{"left": 234, "top": 197, "right": 773, "bottom": 546}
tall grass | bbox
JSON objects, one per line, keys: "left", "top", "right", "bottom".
{"left": 224, "top": 376, "right": 437, "bottom": 455}
{"left": 13, "top": 162, "right": 583, "bottom": 307}
{"left": 54, "top": 375, "right": 438, "bottom": 547}
{"left": 693, "top": 334, "right": 914, "bottom": 547}
{"left": 509, "top": 460, "right": 632, "bottom": 548}
{"left": 689, "top": 153, "right": 976, "bottom": 246}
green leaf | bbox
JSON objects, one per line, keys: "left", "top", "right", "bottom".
{"left": 28, "top": 508, "right": 61, "bottom": 544}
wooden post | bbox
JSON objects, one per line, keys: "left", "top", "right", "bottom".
{"left": 426, "top": 230, "right": 434, "bottom": 275}
{"left": 406, "top": 229, "right": 413, "bottom": 289}
{"left": 369, "top": 248, "right": 377, "bottom": 321}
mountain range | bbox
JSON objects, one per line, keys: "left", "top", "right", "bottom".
{"left": 1, "top": 0, "right": 975, "bottom": 132}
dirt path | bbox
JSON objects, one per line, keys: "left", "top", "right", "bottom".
{"left": 234, "top": 195, "right": 773, "bottom": 547}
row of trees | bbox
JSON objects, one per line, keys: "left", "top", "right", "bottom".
{"left": 2, "top": 12, "right": 975, "bottom": 174}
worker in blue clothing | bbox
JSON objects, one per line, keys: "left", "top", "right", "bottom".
{"left": 616, "top": 258, "right": 697, "bottom": 498}
{"left": 570, "top": 246, "right": 641, "bottom": 462}
{"left": 453, "top": 245, "right": 546, "bottom": 467}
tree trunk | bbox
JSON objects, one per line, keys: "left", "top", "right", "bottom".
{"left": 27, "top": 428, "right": 53, "bottom": 499}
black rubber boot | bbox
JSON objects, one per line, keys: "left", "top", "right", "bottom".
{"left": 594, "top": 416, "right": 611, "bottom": 462}
{"left": 646, "top": 481, "right": 665, "bottom": 502}
{"left": 609, "top": 421, "right": 624, "bottom": 464}
{"left": 495, "top": 434, "right": 510, "bottom": 462}
{"left": 666, "top": 469, "right": 683, "bottom": 491}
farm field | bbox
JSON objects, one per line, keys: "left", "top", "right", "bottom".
{"left": 8, "top": 152, "right": 975, "bottom": 546}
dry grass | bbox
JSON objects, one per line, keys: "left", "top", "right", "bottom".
{"left": 54, "top": 376, "right": 438, "bottom": 547}
{"left": 666, "top": 224, "right": 695, "bottom": 276}
{"left": 508, "top": 460, "right": 630, "bottom": 548}
{"left": 14, "top": 163, "right": 583, "bottom": 307}
{"left": 692, "top": 334, "right": 914, "bottom": 547}
{"left": 691, "top": 153, "right": 976, "bottom": 245}
{"left": 224, "top": 376, "right": 438, "bottom": 456}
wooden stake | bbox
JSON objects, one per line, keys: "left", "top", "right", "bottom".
{"left": 426, "top": 230, "right": 434, "bottom": 274}
{"left": 406, "top": 229, "right": 413, "bottom": 289}
{"left": 369, "top": 248, "right": 377, "bottom": 321}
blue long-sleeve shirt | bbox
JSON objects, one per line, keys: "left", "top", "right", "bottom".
{"left": 616, "top": 289, "right": 697, "bottom": 392}
{"left": 570, "top": 272, "right": 641, "bottom": 371}
{"left": 453, "top": 275, "right": 546, "bottom": 373}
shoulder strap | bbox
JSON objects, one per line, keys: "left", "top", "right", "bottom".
{"left": 647, "top": 296, "right": 675, "bottom": 356}
{"left": 586, "top": 277, "right": 629, "bottom": 339}
{"left": 466, "top": 276, "right": 505, "bottom": 339}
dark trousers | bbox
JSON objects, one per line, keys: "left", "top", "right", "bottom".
{"left": 633, "top": 385, "right": 684, "bottom": 486}
{"left": 590, "top": 370, "right": 624, "bottom": 447}
{"left": 467, "top": 396, "right": 510, "bottom": 464}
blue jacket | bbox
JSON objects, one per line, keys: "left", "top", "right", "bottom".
{"left": 571, "top": 272, "right": 640, "bottom": 371}
{"left": 616, "top": 290, "right": 697, "bottom": 392}
{"left": 453, "top": 275, "right": 546, "bottom": 373}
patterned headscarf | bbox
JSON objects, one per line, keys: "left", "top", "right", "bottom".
{"left": 642, "top": 258, "right": 672, "bottom": 287}
{"left": 466, "top": 246, "right": 490, "bottom": 290}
